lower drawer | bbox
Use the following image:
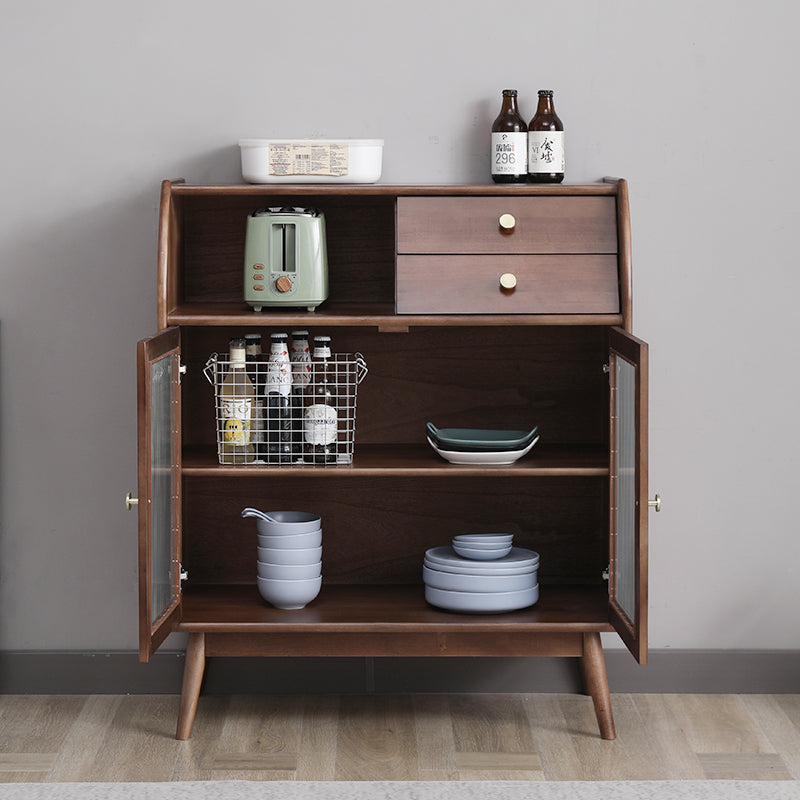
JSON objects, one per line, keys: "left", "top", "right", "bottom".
{"left": 396, "top": 254, "right": 620, "bottom": 315}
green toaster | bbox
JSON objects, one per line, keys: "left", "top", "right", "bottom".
{"left": 244, "top": 207, "right": 329, "bottom": 312}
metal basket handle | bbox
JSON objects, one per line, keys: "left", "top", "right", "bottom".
{"left": 203, "top": 353, "right": 219, "bottom": 385}
{"left": 354, "top": 353, "right": 368, "bottom": 384}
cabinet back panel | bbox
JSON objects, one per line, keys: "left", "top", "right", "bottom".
{"left": 176, "top": 195, "right": 396, "bottom": 306}
{"left": 182, "top": 476, "right": 607, "bottom": 586}
{"left": 179, "top": 326, "right": 609, "bottom": 449}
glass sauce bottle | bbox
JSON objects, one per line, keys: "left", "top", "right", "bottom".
{"left": 219, "top": 337, "right": 255, "bottom": 464}
{"left": 244, "top": 333, "right": 265, "bottom": 461}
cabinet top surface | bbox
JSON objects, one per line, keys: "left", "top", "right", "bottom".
{"left": 166, "top": 181, "right": 623, "bottom": 197}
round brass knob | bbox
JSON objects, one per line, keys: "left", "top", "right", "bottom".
{"left": 648, "top": 494, "right": 662, "bottom": 512}
{"left": 125, "top": 492, "right": 139, "bottom": 511}
{"left": 499, "top": 273, "right": 517, "bottom": 290}
{"left": 275, "top": 276, "right": 292, "bottom": 293}
{"left": 498, "top": 213, "right": 516, "bottom": 232}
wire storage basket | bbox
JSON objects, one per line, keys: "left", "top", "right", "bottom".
{"left": 204, "top": 352, "right": 368, "bottom": 465}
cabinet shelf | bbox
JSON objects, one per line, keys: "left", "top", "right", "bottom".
{"left": 181, "top": 444, "right": 609, "bottom": 477}
{"left": 178, "top": 583, "right": 613, "bottom": 635}
{"left": 166, "top": 302, "right": 623, "bottom": 329}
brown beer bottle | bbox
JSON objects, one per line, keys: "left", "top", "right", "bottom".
{"left": 528, "top": 90, "right": 565, "bottom": 183}
{"left": 491, "top": 89, "right": 528, "bottom": 183}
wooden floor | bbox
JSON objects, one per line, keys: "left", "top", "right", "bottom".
{"left": 0, "top": 694, "right": 799, "bottom": 782}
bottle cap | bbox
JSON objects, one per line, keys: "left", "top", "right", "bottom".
{"left": 291, "top": 330, "right": 309, "bottom": 337}
{"left": 538, "top": 89, "right": 554, "bottom": 96}
{"left": 502, "top": 89, "right": 518, "bottom": 96}
{"left": 270, "top": 332, "right": 289, "bottom": 341}
{"left": 314, "top": 335, "right": 331, "bottom": 343}
{"left": 244, "top": 333, "right": 261, "bottom": 342}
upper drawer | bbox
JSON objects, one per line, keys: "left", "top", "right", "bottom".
{"left": 397, "top": 196, "right": 618, "bottom": 255}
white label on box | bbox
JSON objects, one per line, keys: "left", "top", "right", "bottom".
{"left": 491, "top": 132, "right": 527, "bottom": 174}
{"left": 269, "top": 143, "right": 349, "bottom": 176}
{"left": 528, "top": 131, "right": 565, "bottom": 173}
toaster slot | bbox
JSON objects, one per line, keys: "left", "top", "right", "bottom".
{"left": 272, "top": 222, "right": 297, "bottom": 275}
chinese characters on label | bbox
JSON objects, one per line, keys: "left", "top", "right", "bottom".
{"left": 528, "top": 131, "right": 565, "bottom": 174}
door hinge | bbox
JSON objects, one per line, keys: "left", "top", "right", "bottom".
{"left": 178, "top": 358, "right": 187, "bottom": 384}
{"left": 602, "top": 564, "right": 610, "bottom": 581}
{"left": 179, "top": 564, "right": 189, "bottom": 583}
{"left": 602, "top": 362, "right": 610, "bottom": 375}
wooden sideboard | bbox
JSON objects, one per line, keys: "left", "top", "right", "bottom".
{"left": 134, "top": 179, "right": 649, "bottom": 740}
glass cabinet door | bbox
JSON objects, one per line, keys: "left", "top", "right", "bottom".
{"left": 608, "top": 327, "right": 649, "bottom": 664}
{"left": 137, "top": 327, "right": 182, "bottom": 661}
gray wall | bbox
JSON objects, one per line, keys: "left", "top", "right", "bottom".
{"left": 0, "top": 0, "right": 798, "bottom": 657}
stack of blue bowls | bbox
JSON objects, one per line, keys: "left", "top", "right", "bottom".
{"left": 242, "top": 508, "right": 322, "bottom": 609}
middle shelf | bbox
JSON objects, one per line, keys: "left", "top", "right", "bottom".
{"left": 181, "top": 443, "right": 609, "bottom": 477}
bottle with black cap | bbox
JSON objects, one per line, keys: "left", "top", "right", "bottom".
{"left": 265, "top": 332, "right": 293, "bottom": 463}
{"left": 491, "top": 89, "right": 528, "bottom": 183}
{"left": 289, "top": 330, "right": 312, "bottom": 461}
{"left": 303, "top": 335, "right": 338, "bottom": 464}
{"left": 528, "top": 89, "right": 565, "bottom": 183}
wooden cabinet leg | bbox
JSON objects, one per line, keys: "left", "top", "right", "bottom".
{"left": 176, "top": 632, "right": 205, "bottom": 740}
{"left": 581, "top": 632, "right": 616, "bottom": 740}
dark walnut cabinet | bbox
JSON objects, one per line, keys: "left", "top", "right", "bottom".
{"left": 134, "top": 179, "right": 649, "bottom": 740}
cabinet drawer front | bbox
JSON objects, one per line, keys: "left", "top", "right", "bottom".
{"left": 397, "top": 196, "right": 618, "bottom": 255}
{"left": 396, "top": 255, "right": 620, "bottom": 314}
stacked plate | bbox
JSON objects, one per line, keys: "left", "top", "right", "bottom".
{"left": 423, "top": 535, "right": 540, "bottom": 614}
{"left": 426, "top": 423, "right": 539, "bottom": 465}
{"left": 242, "top": 509, "right": 322, "bottom": 609}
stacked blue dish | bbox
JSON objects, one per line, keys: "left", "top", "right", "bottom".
{"left": 423, "top": 534, "right": 540, "bottom": 614}
{"left": 426, "top": 423, "right": 539, "bottom": 465}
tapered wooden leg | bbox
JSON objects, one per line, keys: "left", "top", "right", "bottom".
{"left": 581, "top": 632, "right": 616, "bottom": 740}
{"left": 176, "top": 632, "right": 205, "bottom": 740}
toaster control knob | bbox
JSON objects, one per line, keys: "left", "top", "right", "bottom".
{"left": 275, "top": 276, "right": 292, "bottom": 293}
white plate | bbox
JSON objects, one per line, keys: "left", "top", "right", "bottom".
{"left": 428, "top": 436, "right": 539, "bottom": 465}
{"left": 425, "top": 546, "right": 540, "bottom": 571}
{"left": 424, "top": 558, "right": 537, "bottom": 577}
{"left": 423, "top": 564, "right": 536, "bottom": 593}
{"left": 425, "top": 584, "right": 539, "bottom": 614}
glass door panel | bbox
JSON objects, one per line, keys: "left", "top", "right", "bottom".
{"left": 608, "top": 327, "right": 648, "bottom": 664}
{"left": 137, "top": 327, "right": 182, "bottom": 660}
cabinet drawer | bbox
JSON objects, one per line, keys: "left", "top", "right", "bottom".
{"left": 396, "top": 254, "right": 620, "bottom": 315}
{"left": 397, "top": 196, "right": 618, "bottom": 255}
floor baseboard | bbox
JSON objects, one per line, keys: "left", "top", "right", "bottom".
{"left": 0, "top": 650, "right": 798, "bottom": 694}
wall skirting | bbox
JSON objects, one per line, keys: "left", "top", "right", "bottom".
{"left": 0, "top": 650, "right": 798, "bottom": 694}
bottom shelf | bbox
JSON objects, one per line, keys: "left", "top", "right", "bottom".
{"left": 178, "top": 583, "right": 613, "bottom": 635}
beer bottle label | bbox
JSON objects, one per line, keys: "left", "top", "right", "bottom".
{"left": 304, "top": 404, "right": 338, "bottom": 446}
{"left": 491, "top": 132, "right": 527, "bottom": 175}
{"left": 221, "top": 398, "right": 252, "bottom": 444}
{"left": 528, "top": 131, "right": 565, "bottom": 173}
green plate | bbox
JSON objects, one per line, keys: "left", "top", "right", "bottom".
{"left": 426, "top": 423, "right": 539, "bottom": 452}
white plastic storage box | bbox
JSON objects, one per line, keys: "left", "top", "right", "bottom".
{"left": 239, "top": 139, "right": 384, "bottom": 184}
